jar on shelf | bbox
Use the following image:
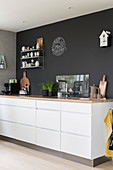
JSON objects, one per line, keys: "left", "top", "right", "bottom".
{"left": 26, "top": 46, "right": 29, "bottom": 50}
{"left": 37, "top": 52, "right": 39, "bottom": 56}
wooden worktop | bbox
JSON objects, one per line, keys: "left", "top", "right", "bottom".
{"left": 0, "top": 94, "right": 113, "bottom": 103}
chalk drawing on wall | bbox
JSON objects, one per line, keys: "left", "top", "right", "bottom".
{"left": 52, "top": 37, "right": 67, "bottom": 56}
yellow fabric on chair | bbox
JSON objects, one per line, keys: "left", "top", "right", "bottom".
{"left": 104, "top": 109, "right": 113, "bottom": 157}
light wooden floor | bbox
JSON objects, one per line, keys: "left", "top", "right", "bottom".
{"left": 0, "top": 140, "right": 112, "bottom": 170}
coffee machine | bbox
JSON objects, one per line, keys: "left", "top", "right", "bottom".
{"left": 2, "top": 82, "right": 19, "bottom": 95}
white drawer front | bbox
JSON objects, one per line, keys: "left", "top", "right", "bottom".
{"left": 36, "top": 100, "right": 60, "bottom": 110}
{"left": 36, "top": 109, "right": 60, "bottom": 131}
{"left": 0, "top": 105, "right": 35, "bottom": 126}
{"left": 61, "top": 133, "right": 91, "bottom": 159}
{"left": 0, "top": 121, "right": 35, "bottom": 144}
{"left": 0, "top": 121, "right": 16, "bottom": 139}
{"left": 0, "top": 97, "right": 35, "bottom": 108}
{"left": 36, "top": 128, "right": 60, "bottom": 151}
{"left": 15, "top": 123, "right": 35, "bottom": 144}
{"left": 61, "top": 111, "right": 91, "bottom": 136}
{"left": 61, "top": 102, "right": 91, "bottom": 113}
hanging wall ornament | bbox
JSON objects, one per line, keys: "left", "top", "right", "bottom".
{"left": 99, "top": 30, "right": 111, "bottom": 47}
{"left": 51, "top": 37, "right": 67, "bottom": 56}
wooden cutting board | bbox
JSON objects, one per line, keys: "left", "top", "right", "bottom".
{"left": 99, "top": 75, "right": 107, "bottom": 98}
{"left": 37, "top": 38, "right": 43, "bottom": 49}
{"left": 20, "top": 71, "right": 30, "bottom": 90}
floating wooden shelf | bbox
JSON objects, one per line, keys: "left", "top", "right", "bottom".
{"left": 20, "top": 49, "right": 43, "bottom": 53}
{"left": 21, "top": 66, "right": 43, "bottom": 69}
{"left": 20, "top": 56, "right": 41, "bottom": 60}
{"left": 20, "top": 40, "right": 44, "bottom": 70}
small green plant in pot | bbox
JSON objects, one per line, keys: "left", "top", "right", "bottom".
{"left": 75, "top": 82, "right": 82, "bottom": 91}
{"left": 40, "top": 82, "right": 48, "bottom": 96}
{"left": 46, "top": 81, "right": 54, "bottom": 96}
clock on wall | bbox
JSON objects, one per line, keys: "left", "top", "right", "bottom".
{"left": 51, "top": 37, "right": 67, "bottom": 56}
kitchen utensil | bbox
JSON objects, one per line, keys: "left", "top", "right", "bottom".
{"left": 99, "top": 75, "right": 107, "bottom": 98}
{"left": 36, "top": 42, "right": 40, "bottom": 50}
{"left": 90, "top": 84, "right": 98, "bottom": 98}
{"left": 93, "top": 94, "right": 97, "bottom": 99}
{"left": 90, "top": 93, "right": 93, "bottom": 98}
{"left": 37, "top": 38, "right": 43, "bottom": 49}
{"left": 90, "top": 84, "right": 98, "bottom": 94}
{"left": 20, "top": 71, "right": 30, "bottom": 90}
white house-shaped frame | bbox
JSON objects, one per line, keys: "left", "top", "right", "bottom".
{"left": 99, "top": 30, "right": 110, "bottom": 47}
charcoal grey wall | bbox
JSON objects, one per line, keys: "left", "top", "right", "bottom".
{"left": 16, "top": 8, "right": 113, "bottom": 98}
{"left": 0, "top": 30, "right": 16, "bottom": 92}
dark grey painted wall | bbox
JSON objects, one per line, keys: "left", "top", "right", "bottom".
{"left": 0, "top": 30, "right": 16, "bottom": 92}
{"left": 16, "top": 8, "right": 113, "bottom": 98}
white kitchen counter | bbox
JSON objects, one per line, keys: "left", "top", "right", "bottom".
{"left": 0, "top": 94, "right": 112, "bottom": 103}
{"left": 0, "top": 95, "right": 112, "bottom": 166}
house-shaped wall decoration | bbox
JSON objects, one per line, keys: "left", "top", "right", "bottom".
{"left": 99, "top": 30, "right": 111, "bottom": 47}
{"left": 0, "top": 55, "right": 6, "bottom": 69}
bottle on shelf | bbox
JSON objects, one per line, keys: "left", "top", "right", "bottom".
{"left": 0, "top": 58, "right": 4, "bottom": 69}
{"left": 27, "top": 53, "right": 29, "bottom": 57}
{"left": 30, "top": 52, "right": 33, "bottom": 57}
{"left": 22, "top": 61, "right": 27, "bottom": 68}
{"left": 34, "top": 52, "right": 37, "bottom": 56}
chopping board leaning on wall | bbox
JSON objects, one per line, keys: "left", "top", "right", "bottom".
{"left": 20, "top": 71, "right": 30, "bottom": 90}
{"left": 99, "top": 75, "right": 107, "bottom": 98}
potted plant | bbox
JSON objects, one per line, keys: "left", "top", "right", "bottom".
{"left": 75, "top": 82, "right": 82, "bottom": 91}
{"left": 46, "top": 81, "right": 54, "bottom": 96}
{"left": 40, "top": 82, "right": 48, "bottom": 96}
